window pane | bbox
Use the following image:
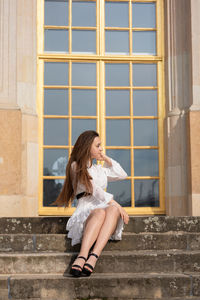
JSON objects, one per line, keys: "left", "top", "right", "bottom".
{"left": 106, "top": 63, "right": 129, "bottom": 87}
{"left": 132, "top": 3, "right": 156, "bottom": 28}
{"left": 106, "top": 90, "right": 130, "bottom": 116}
{"left": 43, "top": 179, "right": 64, "bottom": 206}
{"left": 72, "top": 63, "right": 96, "bottom": 86}
{"left": 135, "top": 179, "right": 159, "bottom": 207}
{"left": 72, "top": 119, "right": 96, "bottom": 145}
{"left": 44, "top": 89, "right": 68, "bottom": 115}
{"left": 45, "top": 0, "right": 68, "bottom": 26}
{"left": 72, "top": 1, "right": 96, "bottom": 27}
{"left": 44, "top": 119, "right": 68, "bottom": 145}
{"left": 72, "top": 30, "right": 96, "bottom": 54}
{"left": 105, "top": 2, "right": 129, "bottom": 27}
{"left": 106, "top": 120, "right": 130, "bottom": 146}
{"left": 44, "top": 149, "right": 68, "bottom": 176}
{"left": 105, "top": 30, "right": 129, "bottom": 55}
{"left": 45, "top": 29, "right": 68, "bottom": 52}
{"left": 44, "top": 62, "right": 68, "bottom": 86}
{"left": 133, "top": 64, "right": 157, "bottom": 87}
{"left": 132, "top": 31, "right": 156, "bottom": 55}
{"left": 134, "top": 119, "right": 158, "bottom": 146}
{"left": 133, "top": 90, "right": 157, "bottom": 116}
{"left": 106, "top": 149, "right": 131, "bottom": 176}
{"left": 72, "top": 89, "right": 96, "bottom": 116}
{"left": 107, "top": 180, "right": 131, "bottom": 207}
{"left": 134, "top": 149, "right": 159, "bottom": 177}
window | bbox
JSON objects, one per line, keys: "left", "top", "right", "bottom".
{"left": 37, "top": 0, "right": 165, "bottom": 215}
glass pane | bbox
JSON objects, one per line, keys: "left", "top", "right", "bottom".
{"left": 45, "top": 0, "right": 68, "bottom": 26}
{"left": 72, "top": 119, "right": 96, "bottom": 145}
{"left": 44, "top": 62, "right": 68, "bottom": 86}
{"left": 106, "top": 120, "right": 130, "bottom": 146}
{"left": 72, "top": 89, "right": 96, "bottom": 115}
{"left": 43, "top": 179, "right": 64, "bottom": 206}
{"left": 44, "top": 89, "right": 68, "bottom": 115}
{"left": 106, "top": 90, "right": 130, "bottom": 116}
{"left": 45, "top": 29, "right": 68, "bottom": 52}
{"left": 72, "top": 63, "right": 96, "bottom": 86}
{"left": 105, "top": 30, "right": 129, "bottom": 55}
{"left": 107, "top": 180, "right": 131, "bottom": 207}
{"left": 72, "top": 30, "right": 96, "bottom": 54}
{"left": 44, "top": 119, "right": 68, "bottom": 145}
{"left": 132, "top": 31, "right": 156, "bottom": 55}
{"left": 105, "top": 1, "right": 129, "bottom": 27}
{"left": 133, "top": 90, "right": 157, "bottom": 116}
{"left": 134, "top": 149, "right": 159, "bottom": 177}
{"left": 134, "top": 119, "right": 158, "bottom": 146}
{"left": 135, "top": 179, "right": 159, "bottom": 207}
{"left": 106, "top": 63, "right": 129, "bottom": 87}
{"left": 106, "top": 149, "right": 131, "bottom": 176}
{"left": 132, "top": 3, "right": 156, "bottom": 28}
{"left": 44, "top": 149, "right": 68, "bottom": 176}
{"left": 133, "top": 64, "right": 157, "bottom": 87}
{"left": 72, "top": 1, "right": 96, "bottom": 27}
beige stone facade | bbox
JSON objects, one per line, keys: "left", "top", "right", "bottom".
{"left": 0, "top": 0, "right": 200, "bottom": 217}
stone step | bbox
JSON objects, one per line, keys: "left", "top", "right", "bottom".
{"left": 2, "top": 216, "right": 200, "bottom": 234}
{"left": 1, "top": 273, "right": 200, "bottom": 299}
{"left": 1, "top": 250, "right": 200, "bottom": 275}
{"left": 1, "top": 232, "right": 200, "bottom": 253}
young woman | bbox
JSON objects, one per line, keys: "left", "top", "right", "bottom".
{"left": 54, "top": 130, "right": 129, "bottom": 277}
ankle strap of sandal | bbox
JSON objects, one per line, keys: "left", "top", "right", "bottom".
{"left": 77, "top": 256, "right": 87, "bottom": 261}
{"left": 89, "top": 253, "right": 99, "bottom": 259}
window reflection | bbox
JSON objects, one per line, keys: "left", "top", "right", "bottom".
{"left": 105, "top": 30, "right": 129, "bottom": 55}
{"left": 44, "top": 119, "right": 68, "bottom": 145}
{"left": 43, "top": 179, "right": 64, "bottom": 206}
{"left": 72, "top": 1, "right": 96, "bottom": 27}
{"left": 72, "top": 30, "right": 96, "bottom": 54}
{"left": 134, "top": 149, "right": 159, "bottom": 177}
{"left": 105, "top": 1, "right": 129, "bottom": 27}
{"left": 72, "top": 89, "right": 96, "bottom": 116}
{"left": 135, "top": 179, "right": 159, "bottom": 207}
{"left": 72, "top": 63, "right": 96, "bottom": 86}
{"left": 134, "top": 119, "right": 158, "bottom": 146}
{"left": 106, "top": 90, "right": 130, "bottom": 116}
{"left": 106, "top": 119, "right": 130, "bottom": 146}
{"left": 133, "top": 64, "right": 157, "bottom": 87}
{"left": 44, "top": 149, "right": 68, "bottom": 177}
{"left": 45, "top": 0, "right": 68, "bottom": 26}
{"left": 132, "top": 3, "right": 156, "bottom": 28}
{"left": 45, "top": 29, "right": 68, "bottom": 52}
{"left": 44, "top": 62, "right": 69, "bottom": 86}
{"left": 107, "top": 180, "right": 131, "bottom": 207}
{"left": 133, "top": 90, "right": 157, "bottom": 116}
{"left": 106, "top": 63, "right": 129, "bottom": 86}
{"left": 44, "top": 89, "right": 68, "bottom": 115}
{"left": 132, "top": 31, "right": 156, "bottom": 55}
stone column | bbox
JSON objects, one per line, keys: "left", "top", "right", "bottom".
{"left": 164, "top": 0, "right": 193, "bottom": 215}
{"left": 0, "top": 0, "right": 38, "bottom": 216}
{"left": 187, "top": 0, "right": 200, "bottom": 215}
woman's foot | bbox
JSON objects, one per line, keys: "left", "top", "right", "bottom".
{"left": 82, "top": 253, "right": 99, "bottom": 276}
{"left": 70, "top": 255, "right": 87, "bottom": 277}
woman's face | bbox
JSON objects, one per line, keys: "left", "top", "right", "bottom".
{"left": 90, "top": 136, "right": 103, "bottom": 160}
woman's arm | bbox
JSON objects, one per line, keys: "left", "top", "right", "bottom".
{"left": 109, "top": 199, "right": 129, "bottom": 224}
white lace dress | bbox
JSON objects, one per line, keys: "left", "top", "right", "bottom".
{"left": 66, "top": 158, "right": 127, "bottom": 246}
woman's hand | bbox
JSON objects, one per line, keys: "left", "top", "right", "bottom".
{"left": 109, "top": 199, "right": 129, "bottom": 224}
{"left": 99, "top": 152, "right": 112, "bottom": 167}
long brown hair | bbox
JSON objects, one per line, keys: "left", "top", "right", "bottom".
{"left": 54, "top": 130, "right": 99, "bottom": 207}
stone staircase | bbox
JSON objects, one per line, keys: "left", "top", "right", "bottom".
{"left": 1, "top": 217, "right": 200, "bottom": 299}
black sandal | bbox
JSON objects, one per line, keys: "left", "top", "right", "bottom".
{"left": 70, "top": 255, "right": 87, "bottom": 277}
{"left": 82, "top": 253, "right": 99, "bottom": 276}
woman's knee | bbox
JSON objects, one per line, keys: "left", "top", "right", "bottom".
{"left": 91, "top": 208, "right": 106, "bottom": 221}
{"left": 106, "top": 204, "right": 120, "bottom": 217}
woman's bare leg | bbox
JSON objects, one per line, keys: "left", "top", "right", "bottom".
{"left": 71, "top": 208, "right": 106, "bottom": 270}
{"left": 84, "top": 205, "right": 120, "bottom": 271}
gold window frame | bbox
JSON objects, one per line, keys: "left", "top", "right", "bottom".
{"left": 37, "top": 0, "right": 165, "bottom": 216}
